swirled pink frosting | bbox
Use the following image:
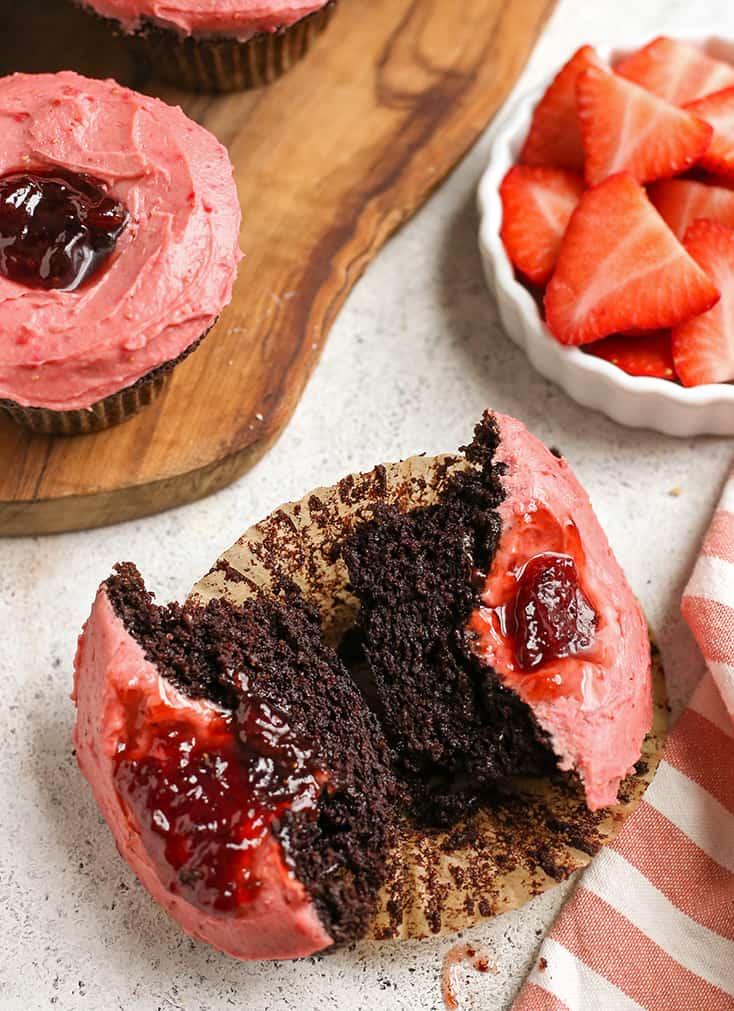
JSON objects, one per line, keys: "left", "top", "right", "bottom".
{"left": 76, "top": 0, "right": 330, "bottom": 41}
{"left": 0, "top": 72, "right": 241, "bottom": 411}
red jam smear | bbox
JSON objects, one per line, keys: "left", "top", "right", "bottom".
{"left": 468, "top": 505, "right": 599, "bottom": 703}
{"left": 0, "top": 169, "right": 128, "bottom": 291}
{"left": 114, "top": 690, "right": 323, "bottom": 914}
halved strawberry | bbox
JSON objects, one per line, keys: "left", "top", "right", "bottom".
{"left": 615, "top": 37, "right": 734, "bottom": 105}
{"left": 544, "top": 172, "right": 720, "bottom": 346}
{"left": 576, "top": 64, "right": 712, "bottom": 186}
{"left": 685, "top": 87, "right": 734, "bottom": 178}
{"left": 648, "top": 178, "right": 734, "bottom": 239}
{"left": 519, "top": 45, "right": 603, "bottom": 170}
{"left": 499, "top": 166, "right": 584, "bottom": 286}
{"left": 585, "top": 331, "right": 677, "bottom": 380}
{"left": 672, "top": 219, "right": 734, "bottom": 385}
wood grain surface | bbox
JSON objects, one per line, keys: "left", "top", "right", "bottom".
{"left": 0, "top": 0, "right": 554, "bottom": 535}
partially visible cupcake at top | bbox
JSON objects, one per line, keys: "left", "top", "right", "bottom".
{"left": 0, "top": 71, "right": 241, "bottom": 435}
{"left": 72, "top": 0, "right": 337, "bottom": 92}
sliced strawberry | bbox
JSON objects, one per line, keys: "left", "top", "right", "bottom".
{"left": 694, "top": 171, "right": 734, "bottom": 190}
{"left": 615, "top": 37, "right": 734, "bottom": 105}
{"left": 648, "top": 178, "right": 734, "bottom": 238}
{"left": 685, "top": 87, "right": 734, "bottom": 178}
{"left": 619, "top": 327, "right": 658, "bottom": 338}
{"left": 499, "top": 166, "right": 584, "bottom": 286}
{"left": 576, "top": 64, "right": 712, "bottom": 186}
{"left": 519, "top": 45, "right": 603, "bottom": 170}
{"left": 585, "top": 331, "right": 677, "bottom": 380}
{"left": 544, "top": 172, "right": 720, "bottom": 346}
{"left": 672, "top": 219, "right": 734, "bottom": 385}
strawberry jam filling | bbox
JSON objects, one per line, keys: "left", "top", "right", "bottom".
{"left": 511, "top": 553, "right": 596, "bottom": 670}
{"left": 114, "top": 683, "right": 324, "bottom": 915}
{"left": 0, "top": 169, "right": 128, "bottom": 291}
{"left": 468, "top": 505, "right": 599, "bottom": 703}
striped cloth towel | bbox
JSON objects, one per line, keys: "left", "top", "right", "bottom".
{"left": 513, "top": 473, "right": 734, "bottom": 1011}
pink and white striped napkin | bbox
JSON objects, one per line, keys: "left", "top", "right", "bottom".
{"left": 513, "top": 472, "right": 734, "bottom": 1011}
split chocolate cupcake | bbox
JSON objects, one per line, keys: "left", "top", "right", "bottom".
{"left": 0, "top": 71, "right": 241, "bottom": 435}
{"left": 73, "top": 415, "right": 656, "bottom": 956}
{"left": 72, "top": 0, "right": 337, "bottom": 92}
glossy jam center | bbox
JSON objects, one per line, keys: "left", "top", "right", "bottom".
{"left": 467, "top": 505, "right": 600, "bottom": 702}
{"left": 510, "top": 553, "right": 596, "bottom": 670}
{"left": 0, "top": 169, "right": 128, "bottom": 291}
{"left": 115, "top": 690, "right": 322, "bottom": 914}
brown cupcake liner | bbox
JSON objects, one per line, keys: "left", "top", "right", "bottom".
{"left": 0, "top": 369, "right": 167, "bottom": 436}
{"left": 1, "top": 326, "right": 210, "bottom": 437}
{"left": 118, "top": 2, "right": 336, "bottom": 93}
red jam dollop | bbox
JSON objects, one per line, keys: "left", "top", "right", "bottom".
{"left": 468, "top": 506, "right": 600, "bottom": 702}
{"left": 0, "top": 169, "right": 128, "bottom": 291}
{"left": 114, "top": 689, "right": 323, "bottom": 914}
{"left": 511, "top": 553, "right": 596, "bottom": 670}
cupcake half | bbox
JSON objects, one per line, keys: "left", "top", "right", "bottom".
{"left": 72, "top": 0, "right": 337, "bottom": 92}
{"left": 0, "top": 71, "right": 241, "bottom": 435}
{"left": 73, "top": 564, "right": 397, "bottom": 959}
{"left": 342, "top": 413, "right": 653, "bottom": 817}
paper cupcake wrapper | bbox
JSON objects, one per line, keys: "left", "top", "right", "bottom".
{"left": 1, "top": 324, "right": 212, "bottom": 437}
{"left": 132, "top": 1, "right": 336, "bottom": 93}
{"left": 0, "top": 369, "right": 169, "bottom": 436}
{"left": 191, "top": 453, "right": 668, "bottom": 941}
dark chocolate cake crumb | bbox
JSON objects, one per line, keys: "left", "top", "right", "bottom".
{"left": 211, "top": 558, "right": 249, "bottom": 585}
{"left": 105, "top": 563, "right": 398, "bottom": 946}
{"left": 341, "top": 413, "right": 555, "bottom": 823}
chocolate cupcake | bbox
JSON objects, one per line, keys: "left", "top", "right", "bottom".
{"left": 0, "top": 71, "right": 241, "bottom": 435}
{"left": 72, "top": 1, "right": 337, "bottom": 93}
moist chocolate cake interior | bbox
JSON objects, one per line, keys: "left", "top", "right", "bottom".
{"left": 106, "top": 562, "right": 398, "bottom": 946}
{"left": 341, "top": 414, "right": 555, "bottom": 823}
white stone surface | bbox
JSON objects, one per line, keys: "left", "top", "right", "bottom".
{"left": 2, "top": 2, "right": 733, "bottom": 1008}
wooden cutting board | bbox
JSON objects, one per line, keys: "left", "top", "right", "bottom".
{"left": 0, "top": 0, "right": 554, "bottom": 535}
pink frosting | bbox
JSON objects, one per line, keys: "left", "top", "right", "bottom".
{"left": 0, "top": 72, "right": 241, "bottom": 411}
{"left": 72, "top": 588, "right": 333, "bottom": 960}
{"left": 468, "top": 414, "right": 652, "bottom": 810}
{"left": 76, "top": 0, "right": 330, "bottom": 41}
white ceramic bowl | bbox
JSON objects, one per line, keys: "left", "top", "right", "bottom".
{"left": 478, "top": 36, "right": 734, "bottom": 437}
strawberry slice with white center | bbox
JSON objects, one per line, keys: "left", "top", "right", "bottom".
{"left": 685, "top": 87, "right": 734, "bottom": 178}
{"left": 499, "top": 166, "right": 584, "bottom": 286}
{"left": 672, "top": 219, "right": 734, "bottom": 386}
{"left": 544, "top": 172, "right": 720, "bottom": 346}
{"left": 519, "top": 45, "right": 604, "bottom": 171}
{"left": 648, "top": 178, "right": 734, "bottom": 239}
{"left": 576, "top": 64, "right": 713, "bottom": 186}
{"left": 615, "top": 36, "right": 734, "bottom": 105}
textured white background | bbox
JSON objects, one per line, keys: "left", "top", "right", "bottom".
{"left": 3, "top": 1, "right": 734, "bottom": 1008}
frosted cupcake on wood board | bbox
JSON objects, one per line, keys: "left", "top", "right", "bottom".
{"left": 0, "top": 71, "right": 241, "bottom": 434}
{"left": 72, "top": 0, "right": 337, "bottom": 92}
